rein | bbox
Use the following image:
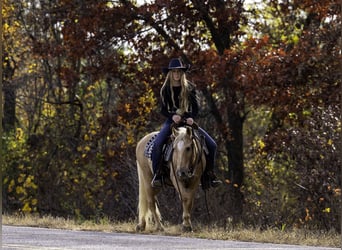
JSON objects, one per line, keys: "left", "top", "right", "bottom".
{"left": 191, "top": 127, "right": 211, "bottom": 221}
{"left": 192, "top": 129, "right": 205, "bottom": 167}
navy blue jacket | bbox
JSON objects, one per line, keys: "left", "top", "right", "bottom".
{"left": 160, "top": 84, "right": 199, "bottom": 121}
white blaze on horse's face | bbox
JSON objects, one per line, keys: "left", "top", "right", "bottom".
{"left": 177, "top": 140, "right": 185, "bottom": 151}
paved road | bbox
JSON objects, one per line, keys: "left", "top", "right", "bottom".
{"left": 2, "top": 225, "right": 339, "bottom": 250}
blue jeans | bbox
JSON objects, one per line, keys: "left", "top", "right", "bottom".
{"left": 151, "top": 120, "right": 217, "bottom": 175}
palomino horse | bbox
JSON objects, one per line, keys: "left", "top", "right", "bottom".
{"left": 135, "top": 124, "right": 206, "bottom": 232}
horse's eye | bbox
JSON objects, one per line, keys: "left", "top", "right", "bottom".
{"left": 186, "top": 147, "right": 191, "bottom": 152}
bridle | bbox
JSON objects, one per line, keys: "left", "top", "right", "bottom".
{"left": 170, "top": 122, "right": 205, "bottom": 187}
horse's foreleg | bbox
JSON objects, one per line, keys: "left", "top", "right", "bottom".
{"left": 181, "top": 196, "right": 194, "bottom": 232}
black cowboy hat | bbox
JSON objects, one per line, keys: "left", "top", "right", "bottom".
{"left": 162, "top": 58, "right": 190, "bottom": 74}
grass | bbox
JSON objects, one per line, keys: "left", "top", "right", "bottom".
{"left": 3, "top": 213, "right": 341, "bottom": 248}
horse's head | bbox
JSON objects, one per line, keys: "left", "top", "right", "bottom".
{"left": 171, "top": 125, "right": 199, "bottom": 182}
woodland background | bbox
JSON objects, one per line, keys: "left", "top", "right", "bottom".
{"left": 2, "top": 0, "right": 341, "bottom": 232}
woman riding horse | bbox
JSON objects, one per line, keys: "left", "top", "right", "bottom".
{"left": 151, "top": 58, "right": 221, "bottom": 189}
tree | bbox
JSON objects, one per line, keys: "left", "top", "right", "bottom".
{"left": 116, "top": 0, "right": 248, "bottom": 221}
{"left": 2, "top": 0, "right": 340, "bottom": 231}
{"left": 240, "top": 0, "right": 341, "bottom": 230}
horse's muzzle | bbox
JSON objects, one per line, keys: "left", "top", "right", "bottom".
{"left": 177, "top": 168, "right": 194, "bottom": 180}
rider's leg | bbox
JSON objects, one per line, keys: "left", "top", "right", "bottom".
{"left": 198, "top": 127, "right": 222, "bottom": 189}
{"left": 151, "top": 120, "right": 172, "bottom": 187}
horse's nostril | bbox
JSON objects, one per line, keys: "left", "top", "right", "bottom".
{"left": 177, "top": 169, "right": 185, "bottom": 177}
{"left": 178, "top": 170, "right": 185, "bottom": 177}
{"left": 177, "top": 169, "right": 192, "bottom": 179}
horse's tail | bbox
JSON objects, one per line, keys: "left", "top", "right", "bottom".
{"left": 136, "top": 132, "right": 163, "bottom": 231}
{"left": 136, "top": 159, "right": 162, "bottom": 228}
{"left": 137, "top": 160, "right": 148, "bottom": 223}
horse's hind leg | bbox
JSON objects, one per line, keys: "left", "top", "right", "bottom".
{"left": 137, "top": 192, "right": 163, "bottom": 232}
{"left": 136, "top": 218, "right": 146, "bottom": 232}
{"left": 148, "top": 196, "right": 164, "bottom": 231}
{"left": 136, "top": 194, "right": 146, "bottom": 232}
{"left": 136, "top": 160, "right": 163, "bottom": 232}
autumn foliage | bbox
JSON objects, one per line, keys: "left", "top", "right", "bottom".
{"left": 2, "top": 0, "right": 341, "bottom": 231}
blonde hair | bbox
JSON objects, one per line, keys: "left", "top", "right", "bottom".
{"left": 160, "top": 71, "right": 192, "bottom": 115}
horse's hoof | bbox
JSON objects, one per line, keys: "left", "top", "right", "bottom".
{"left": 136, "top": 224, "right": 145, "bottom": 232}
{"left": 156, "top": 225, "right": 164, "bottom": 232}
{"left": 182, "top": 225, "right": 193, "bottom": 232}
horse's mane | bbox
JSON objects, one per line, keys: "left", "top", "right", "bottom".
{"left": 172, "top": 127, "right": 188, "bottom": 146}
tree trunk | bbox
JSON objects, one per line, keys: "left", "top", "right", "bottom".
{"left": 3, "top": 84, "right": 16, "bottom": 132}
{"left": 225, "top": 109, "right": 244, "bottom": 222}
{"left": 202, "top": 86, "right": 245, "bottom": 222}
{"left": 3, "top": 54, "right": 16, "bottom": 132}
{"left": 226, "top": 110, "right": 244, "bottom": 187}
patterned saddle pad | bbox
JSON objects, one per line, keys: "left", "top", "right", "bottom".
{"left": 144, "top": 130, "right": 208, "bottom": 160}
{"left": 144, "top": 133, "right": 158, "bottom": 159}
{"left": 144, "top": 133, "right": 173, "bottom": 162}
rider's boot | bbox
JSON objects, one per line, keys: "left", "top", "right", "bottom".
{"left": 207, "top": 170, "right": 222, "bottom": 188}
{"left": 201, "top": 167, "right": 222, "bottom": 190}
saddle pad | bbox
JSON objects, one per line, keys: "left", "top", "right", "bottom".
{"left": 144, "top": 133, "right": 158, "bottom": 159}
{"left": 144, "top": 129, "right": 209, "bottom": 159}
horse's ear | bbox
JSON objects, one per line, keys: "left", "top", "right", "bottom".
{"left": 186, "top": 126, "right": 193, "bottom": 137}
{"left": 172, "top": 126, "right": 178, "bottom": 137}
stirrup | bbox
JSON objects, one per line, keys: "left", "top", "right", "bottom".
{"left": 210, "top": 178, "right": 222, "bottom": 188}
{"left": 209, "top": 172, "right": 222, "bottom": 188}
{"left": 151, "top": 174, "right": 162, "bottom": 188}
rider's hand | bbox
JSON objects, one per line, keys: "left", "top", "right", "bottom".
{"left": 172, "top": 114, "right": 182, "bottom": 124}
{"left": 186, "top": 118, "right": 194, "bottom": 125}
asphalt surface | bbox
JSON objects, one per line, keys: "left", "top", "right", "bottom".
{"left": 2, "top": 225, "right": 340, "bottom": 250}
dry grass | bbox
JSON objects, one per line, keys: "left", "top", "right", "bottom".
{"left": 3, "top": 214, "right": 341, "bottom": 248}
